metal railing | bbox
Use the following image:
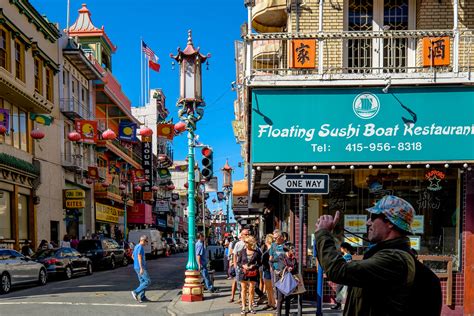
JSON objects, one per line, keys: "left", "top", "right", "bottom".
{"left": 59, "top": 98, "right": 94, "bottom": 120}
{"left": 243, "top": 30, "right": 474, "bottom": 77}
{"left": 61, "top": 152, "right": 95, "bottom": 171}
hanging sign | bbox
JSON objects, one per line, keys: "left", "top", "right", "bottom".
{"left": 30, "top": 113, "right": 53, "bottom": 126}
{"left": 157, "top": 123, "right": 174, "bottom": 140}
{"left": 0, "top": 109, "right": 9, "bottom": 131}
{"left": 131, "top": 169, "right": 146, "bottom": 183}
{"left": 118, "top": 122, "right": 138, "bottom": 142}
{"left": 141, "top": 135, "right": 153, "bottom": 197}
{"left": 64, "top": 189, "right": 85, "bottom": 199}
{"left": 88, "top": 166, "right": 99, "bottom": 180}
{"left": 75, "top": 119, "right": 98, "bottom": 144}
{"left": 422, "top": 37, "right": 450, "bottom": 67}
{"left": 291, "top": 39, "right": 316, "bottom": 69}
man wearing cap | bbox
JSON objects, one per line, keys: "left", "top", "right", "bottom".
{"left": 315, "top": 195, "right": 416, "bottom": 315}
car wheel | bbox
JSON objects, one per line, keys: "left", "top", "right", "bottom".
{"left": 38, "top": 268, "right": 47, "bottom": 286}
{"left": 64, "top": 266, "right": 73, "bottom": 280}
{"left": 0, "top": 273, "right": 11, "bottom": 294}
{"left": 110, "top": 257, "right": 116, "bottom": 269}
{"left": 122, "top": 256, "right": 128, "bottom": 266}
{"left": 86, "top": 263, "right": 93, "bottom": 275}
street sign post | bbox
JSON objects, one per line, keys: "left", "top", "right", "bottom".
{"left": 268, "top": 173, "right": 329, "bottom": 194}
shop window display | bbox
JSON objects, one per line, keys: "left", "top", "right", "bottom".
{"left": 0, "top": 190, "right": 11, "bottom": 239}
{"left": 320, "top": 168, "right": 461, "bottom": 269}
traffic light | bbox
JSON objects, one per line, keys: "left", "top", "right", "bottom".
{"left": 201, "top": 147, "right": 213, "bottom": 181}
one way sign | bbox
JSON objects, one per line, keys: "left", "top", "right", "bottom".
{"left": 268, "top": 173, "right": 330, "bottom": 195}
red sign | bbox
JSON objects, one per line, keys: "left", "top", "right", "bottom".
{"left": 128, "top": 203, "right": 153, "bottom": 224}
{"left": 131, "top": 169, "right": 145, "bottom": 183}
{"left": 75, "top": 120, "right": 98, "bottom": 144}
{"left": 88, "top": 166, "right": 99, "bottom": 180}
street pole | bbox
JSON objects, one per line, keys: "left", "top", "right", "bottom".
{"left": 225, "top": 189, "right": 230, "bottom": 233}
{"left": 202, "top": 184, "right": 206, "bottom": 241}
{"left": 123, "top": 164, "right": 129, "bottom": 241}
{"left": 298, "top": 194, "right": 304, "bottom": 316}
{"left": 186, "top": 131, "right": 198, "bottom": 270}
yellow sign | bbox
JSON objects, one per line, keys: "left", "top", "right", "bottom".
{"left": 65, "top": 199, "right": 85, "bottom": 208}
{"left": 344, "top": 215, "right": 367, "bottom": 234}
{"left": 95, "top": 203, "right": 124, "bottom": 223}
{"left": 64, "top": 189, "right": 86, "bottom": 199}
{"left": 344, "top": 236, "right": 364, "bottom": 247}
{"left": 411, "top": 215, "right": 424, "bottom": 234}
{"left": 409, "top": 236, "right": 421, "bottom": 251}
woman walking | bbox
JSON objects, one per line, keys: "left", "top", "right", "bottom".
{"left": 261, "top": 234, "right": 276, "bottom": 309}
{"left": 237, "top": 235, "right": 261, "bottom": 315}
{"left": 276, "top": 243, "right": 299, "bottom": 316}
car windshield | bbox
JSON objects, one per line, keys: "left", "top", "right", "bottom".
{"left": 32, "top": 249, "right": 56, "bottom": 259}
{"left": 78, "top": 240, "right": 101, "bottom": 252}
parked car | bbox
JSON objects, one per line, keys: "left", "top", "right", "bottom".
{"left": 118, "top": 241, "right": 134, "bottom": 264}
{"left": 178, "top": 237, "right": 188, "bottom": 252}
{"left": 32, "top": 247, "right": 93, "bottom": 279}
{"left": 77, "top": 238, "right": 126, "bottom": 270}
{"left": 175, "top": 238, "right": 186, "bottom": 252}
{"left": 129, "top": 229, "right": 165, "bottom": 257}
{"left": 0, "top": 249, "right": 47, "bottom": 294}
{"left": 166, "top": 237, "right": 178, "bottom": 254}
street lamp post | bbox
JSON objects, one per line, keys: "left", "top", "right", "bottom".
{"left": 172, "top": 30, "right": 210, "bottom": 302}
{"left": 222, "top": 160, "right": 233, "bottom": 233}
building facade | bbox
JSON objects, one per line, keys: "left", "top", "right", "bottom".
{"left": 234, "top": 0, "right": 474, "bottom": 314}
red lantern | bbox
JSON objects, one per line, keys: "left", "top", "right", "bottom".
{"left": 158, "top": 154, "right": 167, "bottom": 162}
{"left": 101, "top": 182, "right": 110, "bottom": 188}
{"left": 174, "top": 121, "right": 186, "bottom": 133}
{"left": 151, "top": 186, "right": 159, "bottom": 191}
{"left": 139, "top": 127, "right": 153, "bottom": 137}
{"left": 67, "top": 131, "right": 81, "bottom": 142}
{"left": 0, "top": 125, "right": 7, "bottom": 135}
{"left": 86, "top": 178, "right": 93, "bottom": 184}
{"left": 102, "top": 129, "right": 116, "bottom": 140}
{"left": 184, "top": 182, "right": 189, "bottom": 189}
{"left": 134, "top": 185, "right": 142, "bottom": 191}
{"left": 119, "top": 184, "right": 126, "bottom": 191}
{"left": 30, "top": 129, "right": 45, "bottom": 140}
{"left": 167, "top": 185, "right": 175, "bottom": 191}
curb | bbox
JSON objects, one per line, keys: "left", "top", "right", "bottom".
{"left": 166, "top": 289, "right": 182, "bottom": 316}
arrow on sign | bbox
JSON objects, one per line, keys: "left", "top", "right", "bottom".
{"left": 268, "top": 173, "right": 330, "bottom": 195}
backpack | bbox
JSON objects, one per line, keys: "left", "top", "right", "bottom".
{"left": 406, "top": 255, "right": 442, "bottom": 316}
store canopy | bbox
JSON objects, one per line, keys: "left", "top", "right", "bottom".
{"left": 232, "top": 179, "right": 248, "bottom": 196}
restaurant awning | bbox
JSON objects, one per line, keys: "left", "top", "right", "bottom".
{"left": 232, "top": 179, "right": 248, "bottom": 196}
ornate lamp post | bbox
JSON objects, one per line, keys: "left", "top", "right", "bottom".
{"left": 171, "top": 30, "right": 210, "bottom": 302}
{"left": 222, "top": 160, "right": 233, "bottom": 233}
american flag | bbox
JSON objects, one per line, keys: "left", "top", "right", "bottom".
{"left": 142, "top": 41, "right": 155, "bottom": 59}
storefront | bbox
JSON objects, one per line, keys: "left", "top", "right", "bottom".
{"left": 250, "top": 87, "right": 474, "bottom": 312}
{"left": 128, "top": 203, "right": 153, "bottom": 227}
{"left": 95, "top": 202, "right": 124, "bottom": 240}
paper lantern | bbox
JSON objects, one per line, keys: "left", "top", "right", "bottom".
{"left": 30, "top": 129, "right": 45, "bottom": 140}
{"left": 101, "top": 182, "right": 110, "bottom": 188}
{"left": 102, "top": 129, "right": 116, "bottom": 140}
{"left": 174, "top": 121, "right": 186, "bottom": 133}
{"left": 0, "top": 125, "right": 7, "bottom": 135}
{"left": 119, "top": 184, "right": 126, "bottom": 191}
{"left": 151, "top": 186, "right": 159, "bottom": 191}
{"left": 85, "top": 178, "right": 93, "bottom": 184}
{"left": 139, "top": 127, "right": 153, "bottom": 137}
{"left": 184, "top": 182, "right": 189, "bottom": 189}
{"left": 67, "top": 131, "right": 81, "bottom": 142}
{"left": 134, "top": 185, "right": 142, "bottom": 191}
{"left": 167, "top": 185, "right": 175, "bottom": 191}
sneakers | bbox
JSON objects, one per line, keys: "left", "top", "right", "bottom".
{"left": 210, "top": 287, "right": 220, "bottom": 293}
{"left": 140, "top": 297, "right": 151, "bottom": 302}
{"left": 131, "top": 291, "right": 138, "bottom": 302}
{"left": 256, "top": 295, "right": 267, "bottom": 305}
{"left": 331, "top": 303, "right": 342, "bottom": 310}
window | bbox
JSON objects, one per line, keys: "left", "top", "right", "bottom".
{"left": 0, "top": 27, "right": 10, "bottom": 71}
{"left": 12, "top": 106, "right": 19, "bottom": 149}
{"left": 1, "top": 99, "right": 11, "bottom": 146}
{"left": 18, "top": 194, "right": 29, "bottom": 240}
{"left": 34, "top": 57, "right": 43, "bottom": 94}
{"left": 347, "top": 0, "right": 373, "bottom": 72}
{"left": 63, "top": 70, "right": 69, "bottom": 99}
{"left": 46, "top": 67, "right": 54, "bottom": 102}
{"left": 14, "top": 40, "right": 24, "bottom": 81}
{"left": 0, "top": 100, "right": 29, "bottom": 152}
{"left": 64, "top": 123, "right": 73, "bottom": 162}
{"left": 19, "top": 110, "right": 27, "bottom": 151}
{"left": 0, "top": 190, "right": 11, "bottom": 239}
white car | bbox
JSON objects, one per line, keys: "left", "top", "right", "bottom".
{"left": 128, "top": 229, "right": 165, "bottom": 257}
{"left": 0, "top": 249, "right": 48, "bottom": 294}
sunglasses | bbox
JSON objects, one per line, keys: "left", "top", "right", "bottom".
{"left": 369, "top": 213, "right": 387, "bottom": 222}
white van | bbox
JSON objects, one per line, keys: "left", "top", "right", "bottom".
{"left": 128, "top": 229, "right": 165, "bottom": 257}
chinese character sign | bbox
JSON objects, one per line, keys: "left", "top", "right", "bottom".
{"left": 75, "top": 120, "right": 98, "bottom": 144}
{"left": 291, "top": 39, "right": 316, "bottom": 69}
{"left": 423, "top": 37, "right": 450, "bottom": 67}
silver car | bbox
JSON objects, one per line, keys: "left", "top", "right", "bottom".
{"left": 0, "top": 249, "right": 47, "bottom": 294}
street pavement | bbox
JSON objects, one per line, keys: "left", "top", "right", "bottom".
{"left": 0, "top": 252, "right": 187, "bottom": 316}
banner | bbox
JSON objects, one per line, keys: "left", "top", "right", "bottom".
{"left": 30, "top": 113, "right": 53, "bottom": 126}
{"left": 118, "top": 121, "right": 138, "bottom": 142}
{"left": 251, "top": 87, "right": 474, "bottom": 163}
{"left": 157, "top": 168, "right": 171, "bottom": 180}
{"left": 0, "top": 109, "right": 9, "bottom": 131}
{"left": 131, "top": 169, "right": 146, "bottom": 183}
{"left": 75, "top": 119, "right": 97, "bottom": 144}
{"left": 157, "top": 123, "right": 174, "bottom": 140}
{"left": 142, "top": 135, "right": 153, "bottom": 197}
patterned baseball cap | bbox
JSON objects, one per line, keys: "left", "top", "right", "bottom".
{"left": 366, "top": 195, "right": 415, "bottom": 233}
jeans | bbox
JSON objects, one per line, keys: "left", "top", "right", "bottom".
{"left": 133, "top": 269, "right": 151, "bottom": 299}
{"left": 201, "top": 266, "right": 214, "bottom": 291}
{"left": 276, "top": 289, "right": 293, "bottom": 316}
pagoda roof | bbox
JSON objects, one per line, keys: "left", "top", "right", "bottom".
{"left": 67, "top": 4, "right": 117, "bottom": 53}
{"left": 170, "top": 30, "right": 210, "bottom": 63}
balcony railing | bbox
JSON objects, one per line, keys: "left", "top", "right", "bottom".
{"left": 243, "top": 30, "right": 474, "bottom": 79}
{"left": 61, "top": 152, "right": 95, "bottom": 172}
{"left": 60, "top": 98, "right": 94, "bottom": 120}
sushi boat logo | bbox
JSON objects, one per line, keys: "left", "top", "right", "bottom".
{"left": 353, "top": 92, "right": 380, "bottom": 119}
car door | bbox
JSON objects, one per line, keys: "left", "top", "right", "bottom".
{"left": 71, "top": 249, "right": 87, "bottom": 271}
{"left": 9, "top": 250, "right": 34, "bottom": 283}
{"left": 110, "top": 240, "right": 123, "bottom": 261}
{"left": 62, "top": 248, "right": 78, "bottom": 272}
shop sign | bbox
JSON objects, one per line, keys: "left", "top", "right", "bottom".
{"left": 155, "top": 200, "right": 170, "bottom": 213}
{"left": 411, "top": 215, "right": 424, "bottom": 234}
{"left": 251, "top": 88, "right": 474, "bottom": 164}
{"left": 95, "top": 202, "right": 124, "bottom": 224}
{"left": 65, "top": 199, "right": 85, "bottom": 208}
{"left": 422, "top": 37, "right": 450, "bottom": 67}
{"left": 425, "top": 170, "right": 445, "bottom": 191}
{"left": 233, "top": 195, "right": 248, "bottom": 208}
{"left": 118, "top": 121, "right": 138, "bottom": 142}
{"left": 344, "top": 236, "right": 364, "bottom": 247}
{"left": 167, "top": 214, "right": 174, "bottom": 227}
{"left": 64, "top": 189, "right": 85, "bottom": 199}
{"left": 409, "top": 236, "right": 421, "bottom": 251}
{"left": 344, "top": 215, "right": 367, "bottom": 234}
{"left": 141, "top": 136, "right": 153, "bottom": 196}
{"left": 75, "top": 119, "right": 97, "bottom": 144}
{"left": 291, "top": 40, "right": 316, "bottom": 69}
{"left": 157, "top": 219, "right": 166, "bottom": 227}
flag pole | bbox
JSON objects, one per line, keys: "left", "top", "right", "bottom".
{"left": 147, "top": 55, "right": 150, "bottom": 104}
{"left": 140, "top": 39, "right": 143, "bottom": 106}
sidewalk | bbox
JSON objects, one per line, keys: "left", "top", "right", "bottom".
{"left": 167, "top": 272, "right": 344, "bottom": 316}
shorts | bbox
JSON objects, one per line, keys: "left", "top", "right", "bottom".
{"left": 263, "top": 270, "right": 272, "bottom": 280}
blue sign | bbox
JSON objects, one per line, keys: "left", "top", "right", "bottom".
{"left": 157, "top": 219, "right": 166, "bottom": 227}
{"left": 118, "top": 122, "right": 138, "bottom": 142}
{"left": 251, "top": 87, "right": 474, "bottom": 164}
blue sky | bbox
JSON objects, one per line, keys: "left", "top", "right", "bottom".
{"left": 31, "top": 0, "right": 247, "bottom": 216}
